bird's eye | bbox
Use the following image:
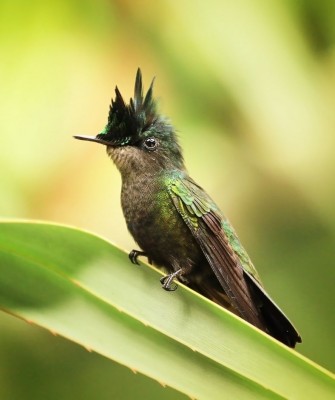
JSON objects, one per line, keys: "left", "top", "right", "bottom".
{"left": 143, "top": 137, "right": 158, "bottom": 150}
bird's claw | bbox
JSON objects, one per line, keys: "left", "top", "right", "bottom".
{"left": 160, "top": 269, "right": 182, "bottom": 291}
{"left": 129, "top": 249, "right": 147, "bottom": 265}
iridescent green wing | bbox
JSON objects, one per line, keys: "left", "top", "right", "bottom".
{"left": 167, "top": 175, "right": 302, "bottom": 346}
{"left": 167, "top": 175, "right": 262, "bottom": 326}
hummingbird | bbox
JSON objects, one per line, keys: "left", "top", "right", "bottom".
{"left": 74, "top": 69, "right": 301, "bottom": 348}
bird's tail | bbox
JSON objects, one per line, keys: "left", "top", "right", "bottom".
{"left": 243, "top": 270, "right": 302, "bottom": 348}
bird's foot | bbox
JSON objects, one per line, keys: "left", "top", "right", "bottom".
{"left": 160, "top": 269, "right": 182, "bottom": 291}
{"left": 129, "top": 249, "right": 151, "bottom": 265}
{"left": 129, "top": 249, "right": 146, "bottom": 265}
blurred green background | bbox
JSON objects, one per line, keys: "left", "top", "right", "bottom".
{"left": 1, "top": 0, "right": 335, "bottom": 398}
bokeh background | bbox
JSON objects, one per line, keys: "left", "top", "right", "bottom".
{"left": 1, "top": 0, "right": 335, "bottom": 398}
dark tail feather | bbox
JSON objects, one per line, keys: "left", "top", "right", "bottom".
{"left": 243, "top": 271, "right": 302, "bottom": 348}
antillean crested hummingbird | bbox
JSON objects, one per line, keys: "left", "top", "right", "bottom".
{"left": 74, "top": 69, "right": 301, "bottom": 347}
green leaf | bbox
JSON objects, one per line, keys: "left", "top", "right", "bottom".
{"left": 0, "top": 220, "right": 334, "bottom": 399}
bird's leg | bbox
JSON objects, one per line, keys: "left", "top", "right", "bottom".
{"left": 129, "top": 249, "right": 152, "bottom": 265}
{"left": 160, "top": 259, "right": 193, "bottom": 291}
{"left": 160, "top": 268, "right": 183, "bottom": 291}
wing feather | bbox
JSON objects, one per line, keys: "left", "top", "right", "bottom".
{"left": 167, "top": 175, "right": 301, "bottom": 346}
{"left": 168, "top": 176, "right": 264, "bottom": 328}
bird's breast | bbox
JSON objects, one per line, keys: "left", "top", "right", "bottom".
{"left": 120, "top": 176, "right": 201, "bottom": 269}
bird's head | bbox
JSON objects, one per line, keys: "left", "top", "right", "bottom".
{"left": 74, "top": 69, "right": 184, "bottom": 177}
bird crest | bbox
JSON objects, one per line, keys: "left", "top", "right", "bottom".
{"left": 96, "top": 68, "right": 157, "bottom": 146}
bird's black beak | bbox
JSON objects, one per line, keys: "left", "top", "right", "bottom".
{"left": 73, "top": 135, "right": 111, "bottom": 146}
